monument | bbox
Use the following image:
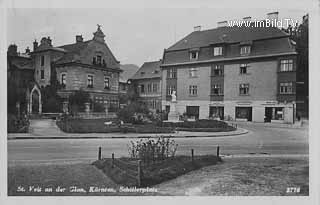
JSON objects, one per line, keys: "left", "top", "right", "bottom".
{"left": 167, "top": 90, "right": 180, "bottom": 122}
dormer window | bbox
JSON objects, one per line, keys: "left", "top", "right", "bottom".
{"left": 141, "top": 71, "right": 145, "bottom": 76}
{"left": 190, "top": 51, "right": 199, "bottom": 60}
{"left": 92, "top": 57, "right": 96, "bottom": 65}
{"left": 240, "top": 46, "right": 251, "bottom": 55}
{"left": 97, "top": 55, "right": 102, "bottom": 65}
{"left": 213, "top": 47, "right": 223, "bottom": 56}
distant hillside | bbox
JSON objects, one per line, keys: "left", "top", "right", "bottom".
{"left": 119, "top": 64, "right": 139, "bottom": 82}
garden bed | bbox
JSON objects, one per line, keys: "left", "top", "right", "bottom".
{"left": 56, "top": 118, "right": 174, "bottom": 133}
{"left": 92, "top": 155, "right": 222, "bottom": 187}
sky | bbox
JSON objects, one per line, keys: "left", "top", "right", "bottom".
{"left": 6, "top": 8, "right": 307, "bottom": 67}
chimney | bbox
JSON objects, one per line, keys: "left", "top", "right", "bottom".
{"left": 194, "top": 26, "right": 201, "bottom": 32}
{"left": 33, "top": 40, "right": 38, "bottom": 51}
{"left": 76, "top": 35, "right": 83, "bottom": 43}
{"left": 217, "top": 21, "right": 228, "bottom": 28}
{"left": 47, "top": 36, "right": 52, "bottom": 46}
{"left": 267, "top": 11, "right": 279, "bottom": 21}
{"left": 25, "top": 47, "right": 30, "bottom": 54}
{"left": 243, "top": 16, "right": 252, "bottom": 22}
{"left": 7, "top": 44, "right": 18, "bottom": 56}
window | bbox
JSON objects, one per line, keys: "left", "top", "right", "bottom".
{"left": 147, "top": 84, "right": 152, "bottom": 92}
{"left": 102, "top": 59, "right": 106, "bottom": 66}
{"left": 92, "top": 57, "right": 96, "bottom": 64}
{"left": 213, "top": 47, "right": 223, "bottom": 56}
{"left": 104, "top": 76, "right": 110, "bottom": 89}
{"left": 212, "top": 65, "right": 223, "bottom": 76}
{"left": 239, "top": 83, "right": 249, "bottom": 95}
{"left": 40, "top": 56, "right": 44, "bottom": 66}
{"left": 240, "top": 64, "right": 248, "bottom": 74}
{"left": 152, "top": 83, "right": 158, "bottom": 92}
{"left": 280, "top": 82, "right": 293, "bottom": 94}
{"left": 167, "top": 68, "right": 177, "bottom": 79}
{"left": 189, "top": 85, "right": 198, "bottom": 96}
{"left": 61, "top": 73, "right": 66, "bottom": 86}
{"left": 97, "top": 55, "right": 102, "bottom": 65}
{"left": 167, "top": 85, "right": 176, "bottom": 96}
{"left": 40, "top": 68, "right": 44, "bottom": 79}
{"left": 140, "top": 84, "right": 145, "bottom": 93}
{"left": 190, "top": 51, "right": 198, "bottom": 60}
{"left": 240, "top": 46, "right": 251, "bottom": 55}
{"left": 280, "top": 59, "right": 294, "bottom": 72}
{"left": 212, "top": 84, "right": 223, "bottom": 95}
{"left": 87, "top": 75, "right": 94, "bottom": 88}
{"left": 189, "top": 68, "right": 198, "bottom": 77}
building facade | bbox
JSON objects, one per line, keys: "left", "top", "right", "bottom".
{"left": 8, "top": 25, "right": 122, "bottom": 115}
{"left": 161, "top": 13, "right": 297, "bottom": 123}
{"left": 130, "top": 60, "right": 162, "bottom": 112}
{"left": 34, "top": 26, "right": 121, "bottom": 113}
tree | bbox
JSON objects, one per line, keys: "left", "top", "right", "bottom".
{"left": 68, "top": 89, "right": 91, "bottom": 113}
{"left": 287, "top": 14, "right": 309, "bottom": 117}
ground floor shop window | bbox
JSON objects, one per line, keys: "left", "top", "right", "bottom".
{"left": 235, "top": 107, "right": 252, "bottom": 121}
{"left": 265, "top": 107, "right": 284, "bottom": 122}
{"left": 209, "top": 106, "right": 224, "bottom": 120}
{"left": 186, "top": 106, "right": 199, "bottom": 120}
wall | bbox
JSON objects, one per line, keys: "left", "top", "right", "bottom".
{"left": 224, "top": 60, "right": 278, "bottom": 101}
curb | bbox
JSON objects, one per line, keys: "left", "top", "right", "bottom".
{"left": 7, "top": 128, "right": 249, "bottom": 140}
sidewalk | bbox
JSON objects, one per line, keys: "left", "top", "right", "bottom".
{"left": 226, "top": 120, "right": 308, "bottom": 129}
{"left": 8, "top": 127, "right": 248, "bottom": 140}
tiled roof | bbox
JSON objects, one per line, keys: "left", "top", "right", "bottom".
{"left": 167, "top": 25, "right": 289, "bottom": 51}
{"left": 58, "top": 40, "right": 91, "bottom": 54}
{"left": 131, "top": 60, "right": 161, "bottom": 80}
{"left": 119, "top": 64, "right": 140, "bottom": 83}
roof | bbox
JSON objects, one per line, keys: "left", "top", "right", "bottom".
{"left": 167, "top": 25, "right": 289, "bottom": 51}
{"left": 119, "top": 64, "right": 140, "bottom": 83}
{"left": 131, "top": 60, "right": 161, "bottom": 80}
{"left": 8, "top": 56, "right": 34, "bottom": 70}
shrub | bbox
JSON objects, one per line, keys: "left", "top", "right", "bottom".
{"left": 117, "top": 102, "right": 150, "bottom": 124}
{"left": 128, "top": 137, "right": 178, "bottom": 164}
{"left": 7, "top": 114, "right": 29, "bottom": 133}
{"left": 68, "top": 89, "right": 90, "bottom": 113}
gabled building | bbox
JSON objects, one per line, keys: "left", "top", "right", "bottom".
{"left": 161, "top": 12, "right": 297, "bottom": 123}
{"left": 8, "top": 25, "right": 122, "bottom": 114}
{"left": 130, "top": 60, "right": 162, "bottom": 112}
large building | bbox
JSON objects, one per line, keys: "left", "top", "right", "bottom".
{"left": 8, "top": 25, "right": 122, "bottom": 114}
{"left": 130, "top": 60, "right": 162, "bottom": 112}
{"left": 161, "top": 12, "right": 297, "bottom": 123}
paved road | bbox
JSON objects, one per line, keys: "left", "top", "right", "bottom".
{"left": 8, "top": 122, "right": 308, "bottom": 167}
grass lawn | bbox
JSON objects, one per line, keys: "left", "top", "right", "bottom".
{"left": 56, "top": 118, "right": 174, "bottom": 133}
{"left": 93, "top": 155, "right": 222, "bottom": 187}
{"left": 8, "top": 163, "right": 161, "bottom": 196}
{"left": 154, "top": 157, "right": 309, "bottom": 196}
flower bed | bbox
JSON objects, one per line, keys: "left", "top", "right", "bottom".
{"left": 93, "top": 155, "right": 221, "bottom": 187}
{"left": 56, "top": 118, "right": 174, "bottom": 133}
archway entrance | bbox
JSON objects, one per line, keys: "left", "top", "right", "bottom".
{"left": 29, "top": 85, "right": 42, "bottom": 114}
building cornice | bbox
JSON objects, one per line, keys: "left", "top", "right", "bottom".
{"left": 161, "top": 52, "right": 297, "bottom": 67}
{"left": 54, "top": 62, "right": 122, "bottom": 73}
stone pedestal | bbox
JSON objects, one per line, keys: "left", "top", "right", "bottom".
{"left": 167, "top": 102, "right": 180, "bottom": 122}
{"left": 84, "top": 102, "right": 91, "bottom": 114}
{"left": 62, "top": 101, "right": 69, "bottom": 114}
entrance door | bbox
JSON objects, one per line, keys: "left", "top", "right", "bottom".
{"left": 186, "top": 106, "right": 200, "bottom": 120}
{"left": 265, "top": 107, "right": 273, "bottom": 122}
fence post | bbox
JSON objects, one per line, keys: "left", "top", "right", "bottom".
{"left": 137, "top": 160, "right": 142, "bottom": 187}
{"left": 98, "top": 147, "right": 102, "bottom": 160}
{"left": 216, "top": 146, "right": 220, "bottom": 158}
{"left": 112, "top": 153, "right": 114, "bottom": 168}
{"left": 191, "top": 149, "right": 194, "bottom": 162}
